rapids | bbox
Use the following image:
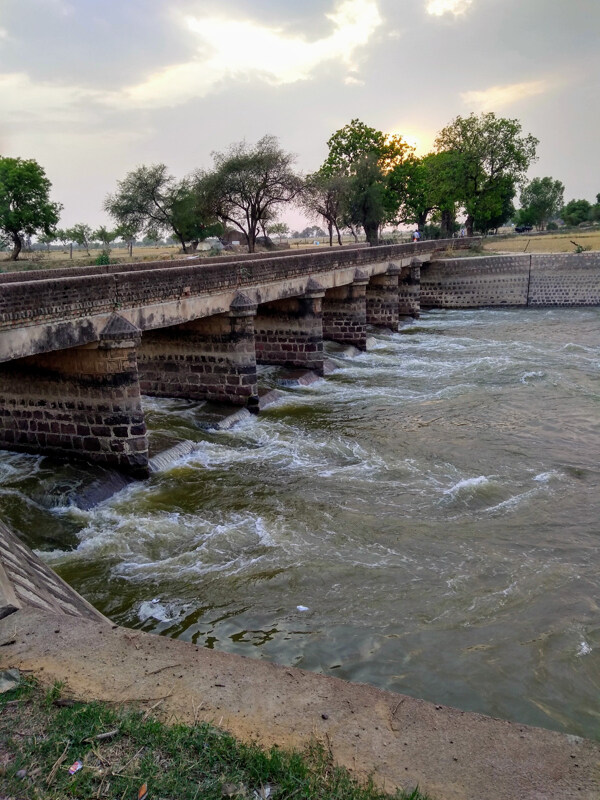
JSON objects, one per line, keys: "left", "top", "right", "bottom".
{"left": 1, "top": 307, "right": 599, "bottom": 738}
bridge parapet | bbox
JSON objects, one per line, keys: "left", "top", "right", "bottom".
{"left": 0, "top": 239, "right": 474, "bottom": 341}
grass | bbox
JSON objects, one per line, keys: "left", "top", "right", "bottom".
{"left": 482, "top": 229, "right": 600, "bottom": 254}
{"left": 0, "top": 679, "right": 430, "bottom": 800}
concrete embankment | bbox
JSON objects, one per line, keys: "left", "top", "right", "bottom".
{"left": 0, "top": 521, "right": 599, "bottom": 800}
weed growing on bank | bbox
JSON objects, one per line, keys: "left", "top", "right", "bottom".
{"left": 0, "top": 679, "right": 430, "bottom": 800}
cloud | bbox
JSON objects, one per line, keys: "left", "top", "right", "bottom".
{"left": 117, "top": 0, "right": 382, "bottom": 109}
{"left": 0, "top": 72, "right": 102, "bottom": 124}
{"left": 426, "top": 0, "right": 473, "bottom": 16}
{"left": 460, "top": 79, "right": 549, "bottom": 112}
{"left": 344, "top": 75, "right": 366, "bottom": 86}
{"left": 0, "top": 1, "right": 382, "bottom": 120}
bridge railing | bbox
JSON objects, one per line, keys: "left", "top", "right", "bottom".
{"left": 0, "top": 238, "right": 477, "bottom": 332}
{"left": 0, "top": 242, "right": 371, "bottom": 285}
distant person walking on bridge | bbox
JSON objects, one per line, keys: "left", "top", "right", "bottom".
{"left": 412, "top": 230, "right": 421, "bottom": 243}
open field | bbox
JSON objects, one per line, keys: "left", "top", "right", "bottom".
{"left": 483, "top": 229, "right": 600, "bottom": 254}
{"left": 0, "top": 245, "right": 184, "bottom": 273}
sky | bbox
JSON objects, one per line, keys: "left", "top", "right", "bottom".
{"left": 0, "top": 0, "right": 598, "bottom": 231}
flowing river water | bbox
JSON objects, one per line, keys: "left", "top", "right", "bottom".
{"left": 1, "top": 308, "right": 599, "bottom": 738}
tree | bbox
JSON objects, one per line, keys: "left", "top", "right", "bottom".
{"left": 471, "top": 175, "right": 516, "bottom": 232}
{"left": 66, "top": 223, "right": 93, "bottom": 255}
{"left": 518, "top": 177, "right": 564, "bottom": 230}
{"left": 320, "top": 119, "right": 413, "bottom": 246}
{"left": 267, "top": 222, "right": 290, "bottom": 242}
{"left": 199, "top": 136, "right": 302, "bottom": 253}
{"left": 562, "top": 198, "right": 592, "bottom": 227}
{"left": 0, "top": 157, "right": 61, "bottom": 260}
{"left": 389, "top": 151, "right": 461, "bottom": 235}
{"left": 92, "top": 225, "right": 118, "bottom": 250}
{"left": 434, "top": 112, "right": 538, "bottom": 236}
{"left": 300, "top": 172, "right": 349, "bottom": 246}
{"left": 344, "top": 154, "right": 391, "bottom": 247}
{"left": 54, "top": 228, "right": 71, "bottom": 247}
{"left": 297, "top": 226, "right": 326, "bottom": 239}
{"left": 321, "top": 119, "right": 411, "bottom": 177}
{"left": 115, "top": 222, "right": 139, "bottom": 257}
{"left": 105, "top": 164, "right": 219, "bottom": 254}
{"left": 38, "top": 232, "right": 57, "bottom": 253}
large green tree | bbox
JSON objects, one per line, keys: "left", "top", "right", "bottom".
{"left": 198, "top": 136, "right": 302, "bottom": 253}
{"left": 434, "top": 112, "right": 538, "bottom": 236}
{"left": 389, "top": 151, "right": 462, "bottom": 236}
{"left": 321, "top": 119, "right": 413, "bottom": 245}
{"left": 0, "top": 157, "right": 61, "bottom": 260}
{"left": 321, "top": 119, "right": 411, "bottom": 177}
{"left": 518, "top": 177, "right": 564, "bottom": 230}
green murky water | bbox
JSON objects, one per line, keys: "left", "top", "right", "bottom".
{"left": 1, "top": 308, "right": 599, "bottom": 738}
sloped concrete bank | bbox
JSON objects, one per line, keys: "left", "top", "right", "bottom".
{"left": 0, "top": 522, "right": 599, "bottom": 799}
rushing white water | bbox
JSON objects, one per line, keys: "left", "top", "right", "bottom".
{"left": 1, "top": 307, "right": 599, "bottom": 738}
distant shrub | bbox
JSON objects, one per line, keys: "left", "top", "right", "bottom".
{"left": 94, "top": 249, "right": 110, "bottom": 265}
{"left": 546, "top": 221, "right": 558, "bottom": 230}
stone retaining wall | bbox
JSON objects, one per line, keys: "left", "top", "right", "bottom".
{"left": 528, "top": 253, "right": 600, "bottom": 306}
{"left": 421, "top": 252, "right": 600, "bottom": 308}
{"left": 420, "top": 255, "right": 530, "bottom": 308}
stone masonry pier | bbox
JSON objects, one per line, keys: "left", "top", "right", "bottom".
{"left": 1, "top": 242, "right": 599, "bottom": 475}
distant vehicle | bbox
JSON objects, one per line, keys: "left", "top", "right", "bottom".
{"left": 514, "top": 225, "right": 533, "bottom": 233}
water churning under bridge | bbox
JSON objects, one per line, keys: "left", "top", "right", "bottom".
{"left": 0, "top": 307, "right": 598, "bottom": 738}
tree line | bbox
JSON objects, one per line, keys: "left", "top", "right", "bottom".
{"left": 1, "top": 112, "right": 598, "bottom": 261}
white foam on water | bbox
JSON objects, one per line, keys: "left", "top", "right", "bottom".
{"left": 562, "top": 342, "right": 596, "bottom": 354}
{"left": 520, "top": 371, "right": 545, "bottom": 384}
{"left": 483, "top": 490, "right": 538, "bottom": 514}
{"left": 577, "top": 641, "right": 592, "bottom": 657}
{"left": 533, "top": 471, "right": 559, "bottom": 483}
{"left": 445, "top": 476, "right": 491, "bottom": 497}
{"left": 138, "top": 600, "right": 178, "bottom": 623}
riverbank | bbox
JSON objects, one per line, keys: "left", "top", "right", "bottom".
{"left": 1, "top": 603, "right": 599, "bottom": 800}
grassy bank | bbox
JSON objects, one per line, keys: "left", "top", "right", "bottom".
{"left": 0, "top": 679, "right": 429, "bottom": 800}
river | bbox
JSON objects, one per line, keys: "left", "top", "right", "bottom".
{"left": 1, "top": 307, "right": 598, "bottom": 738}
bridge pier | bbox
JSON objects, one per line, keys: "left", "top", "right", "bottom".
{"left": 323, "top": 270, "right": 369, "bottom": 349}
{"left": 0, "top": 314, "right": 149, "bottom": 476}
{"left": 366, "top": 263, "right": 401, "bottom": 329}
{"left": 255, "top": 280, "right": 325, "bottom": 374}
{"left": 138, "top": 293, "right": 259, "bottom": 411}
{"left": 398, "top": 262, "right": 421, "bottom": 317}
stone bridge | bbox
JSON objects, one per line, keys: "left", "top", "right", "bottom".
{"left": 1, "top": 239, "right": 599, "bottom": 476}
